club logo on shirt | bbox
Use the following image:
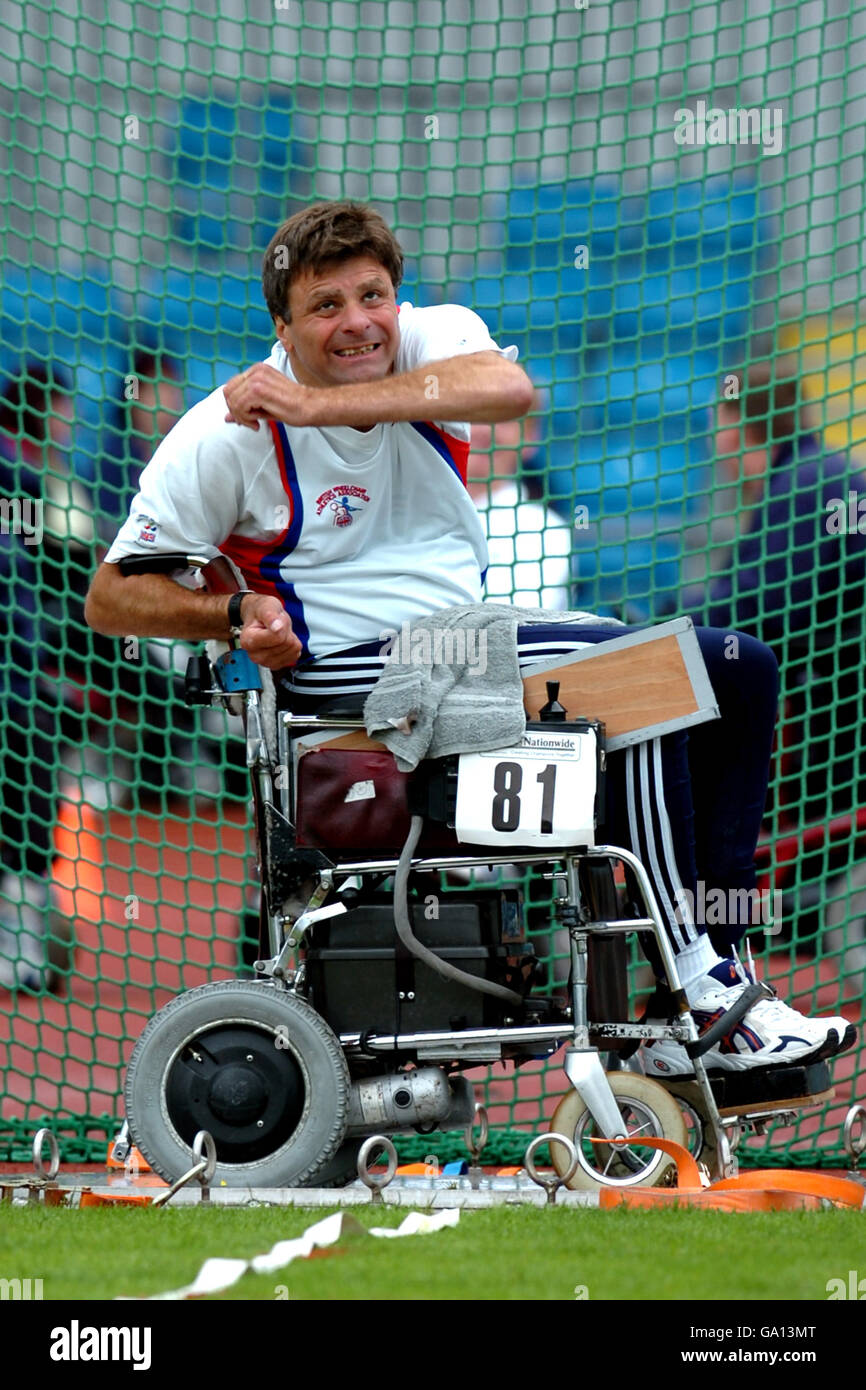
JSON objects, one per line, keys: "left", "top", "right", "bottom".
{"left": 315, "top": 485, "right": 370, "bottom": 526}
{"left": 135, "top": 513, "right": 158, "bottom": 544}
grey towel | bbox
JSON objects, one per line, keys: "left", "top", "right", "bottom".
{"left": 363, "top": 602, "right": 624, "bottom": 771}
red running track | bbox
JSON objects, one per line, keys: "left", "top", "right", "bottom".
{"left": 0, "top": 801, "right": 249, "bottom": 1123}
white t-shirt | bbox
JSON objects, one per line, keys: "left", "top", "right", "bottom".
{"left": 105, "top": 303, "right": 519, "bottom": 659}
{"left": 474, "top": 481, "right": 572, "bottom": 609}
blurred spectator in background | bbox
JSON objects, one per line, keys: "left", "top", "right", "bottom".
{"left": 0, "top": 363, "right": 74, "bottom": 496}
{"left": 679, "top": 354, "right": 866, "bottom": 822}
{"left": 83, "top": 347, "right": 227, "bottom": 805}
{"left": 0, "top": 364, "right": 74, "bottom": 991}
{"left": 0, "top": 352, "right": 220, "bottom": 816}
{"left": 0, "top": 361, "right": 98, "bottom": 617}
{"left": 467, "top": 406, "right": 573, "bottom": 609}
{"left": 97, "top": 349, "right": 186, "bottom": 533}
{"left": 93, "top": 347, "right": 238, "bottom": 805}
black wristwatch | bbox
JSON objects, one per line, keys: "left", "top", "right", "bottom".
{"left": 227, "top": 590, "right": 253, "bottom": 637}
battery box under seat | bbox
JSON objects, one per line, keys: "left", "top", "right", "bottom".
{"left": 302, "top": 888, "right": 530, "bottom": 1036}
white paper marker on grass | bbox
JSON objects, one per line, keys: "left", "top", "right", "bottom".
{"left": 117, "top": 1209, "right": 461, "bottom": 1301}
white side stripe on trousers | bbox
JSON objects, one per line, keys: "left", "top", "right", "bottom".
{"left": 624, "top": 740, "right": 696, "bottom": 953}
{"left": 651, "top": 737, "right": 699, "bottom": 947}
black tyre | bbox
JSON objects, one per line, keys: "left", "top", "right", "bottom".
{"left": 579, "top": 858, "right": 620, "bottom": 922}
{"left": 660, "top": 1078, "right": 740, "bottom": 1182}
{"left": 579, "top": 859, "right": 631, "bottom": 1052}
{"left": 303, "top": 1135, "right": 401, "bottom": 1188}
{"left": 125, "top": 980, "right": 350, "bottom": 1187}
{"left": 304, "top": 1139, "right": 365, "bottom": 1188}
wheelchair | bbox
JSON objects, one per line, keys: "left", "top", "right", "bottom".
{"left": 119, "top": 555, "right": 838, "bottom": 1192}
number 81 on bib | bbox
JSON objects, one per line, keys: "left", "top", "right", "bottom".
{"left": 454, "top": 726, "right": 600, "bottom": 849}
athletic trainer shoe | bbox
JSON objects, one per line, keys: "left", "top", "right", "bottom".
{"left": 0, "top": 872, "right": 73, "bottom": 994}
{"left": 641, "top": 959, "right": 856, "bottom": 1078}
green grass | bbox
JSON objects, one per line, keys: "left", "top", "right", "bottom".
{"left": 1, "top": 1204, "right": 865, "bottom": 1301}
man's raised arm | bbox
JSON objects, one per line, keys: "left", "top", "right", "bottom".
{"left": 223, "top": 351, "right": 534, "bottom": 431}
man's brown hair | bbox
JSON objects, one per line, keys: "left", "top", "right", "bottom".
{"left": 261, "top": 200, "right": 404, "bottom": 322}
{"left": 721, "top": 353, "right": 810, "bottom": 447}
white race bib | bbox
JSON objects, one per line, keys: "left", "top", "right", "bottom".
{"left": 454, "top": 728, "right": 598, "bottom": 848}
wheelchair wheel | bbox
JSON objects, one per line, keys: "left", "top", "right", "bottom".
{"left": 659, "top": 1079, "right": 740, "bottom": 1183}
{"left": 579, "top": 859, "right": 631, "bottom": 1053}
{"left": 579, "top": 858, "right": 619, "bottom": 921}
{"left": 305, "top": 1139, "right": 364, "bottom": 1188}
{"left": 306, "top": 1134, "right": 404, "bottom": 1188}
{"left": 125, "top": 980, "right": 350, "bottom": 1188}
{"left": 548, "top": 1072, "right": 688, "bottom": 1191}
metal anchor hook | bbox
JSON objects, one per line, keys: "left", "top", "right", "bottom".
{"left": 27, "top": 1129, "right": 61, "bottom": 1203}
{"left": 357, "top": 1135, "right": 398, "bottom": 1204}
{"left": 32, "top": 1128, "right": 60, "bottom": 1182}
{"left": 152, "top": 1130, "right": 217, "bottom": 1208}
{"left": 524, "top": 1133, "right": 579, "bottom": 1204}
{"left": 463, "top": 1103, "right": 489, "bottom": 1190}
{"left": 843, "top": 1103, "right": 866, "bottom": 1173}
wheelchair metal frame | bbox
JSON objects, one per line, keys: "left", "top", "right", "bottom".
{"left": 239, "top": 695, "right": 736, "bottom": 1178}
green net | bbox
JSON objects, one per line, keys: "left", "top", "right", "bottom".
{"left": 1, "top": 1, "right": 864, "bottom": 1168}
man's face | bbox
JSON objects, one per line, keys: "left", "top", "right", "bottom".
{"left": 274, "top": 255, "right": 400, "bottom": 389}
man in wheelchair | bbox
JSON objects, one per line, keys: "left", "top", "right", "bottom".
{"left": 85, "top": 199, "right": 855, "bottom": 1132}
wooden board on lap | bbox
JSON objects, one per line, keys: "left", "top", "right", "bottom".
{"left": 521, "top": 617, "right": 719, "bottom": 751}
{"left": 290, "top": 618, "right": 719, "bottom": 756}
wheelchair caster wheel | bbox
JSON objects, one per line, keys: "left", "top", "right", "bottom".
{"left": 659, "top": 1080, "right": 740, "bottom": 1182}
{"left": 125, "top": 980, "right": 350, "bottom": 1188}
{"left": 548, "top": 1072, "right": 689, "bottom": 1191}
{"left": 674, "top": 1093, "right": 709, "bottom": 1164}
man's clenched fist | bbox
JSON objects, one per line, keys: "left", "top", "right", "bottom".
{"left": 237, "top": 593, "right": 303, "bottom": 669}
{"left": 223, "top": 364, "right": 312, "bottom": 430}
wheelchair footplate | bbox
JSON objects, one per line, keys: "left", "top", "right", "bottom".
{"left": 661, "top": 1060, "right": 834, "bottom": 1119}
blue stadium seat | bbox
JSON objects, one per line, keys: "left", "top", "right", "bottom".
{"left": 570, "top": 524, "right": 683, "bottom": 622}
{"left": 137, "top": 266, "right": 276, "bottom": 396}
{"left": 504, "top": 178, "right": 624, "bottom": 274}
{"left": 167, "top": 92, "right": 314, "bottom": 254}
{"left": 464, "top": 270, "right": 582, "bottom": 357}
{"left": 0, "top": 264, "right": 128, "bottom": 368}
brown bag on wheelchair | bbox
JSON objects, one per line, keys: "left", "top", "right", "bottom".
{"left": 294, "top": 745, "right": 457, "bottom": 855}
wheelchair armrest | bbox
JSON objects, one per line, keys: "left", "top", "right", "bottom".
{"left": 117, "top": 553, "right": 243, "bottom": 596}
{"left": 117, "top": 553, "right": 212, "bottom": 576}
{"left": 306, "top": 699, "right": 367, "bottom": 720}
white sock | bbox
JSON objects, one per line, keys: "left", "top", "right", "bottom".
{"left": 675, "top": 934, "right": 724, "bottom": 1001}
